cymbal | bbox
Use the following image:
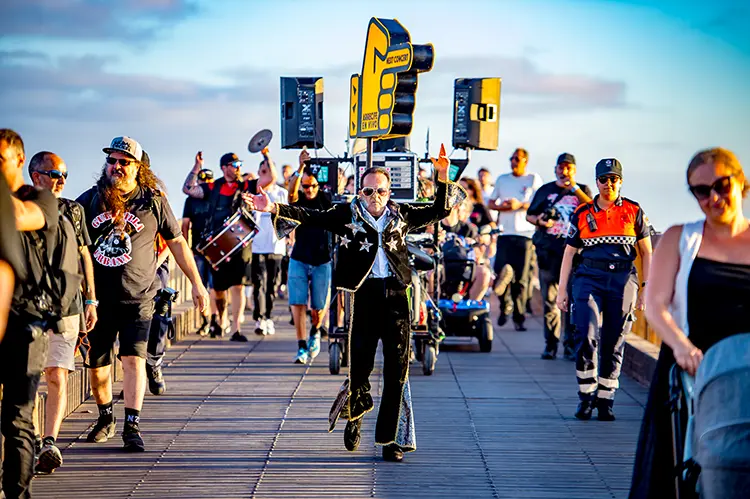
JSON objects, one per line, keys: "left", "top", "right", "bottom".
{"left": 248, "top": 129, "right": 273, "bottom": 153}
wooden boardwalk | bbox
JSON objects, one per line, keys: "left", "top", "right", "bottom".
{"left": 32, "top": 305, "right": 648, "bottom": 499}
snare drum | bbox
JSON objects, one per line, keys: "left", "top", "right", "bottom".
{"left": 197, "top": 210, "right": 258, "bottom": 270}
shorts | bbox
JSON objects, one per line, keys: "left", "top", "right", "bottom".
{"left": 46, "top": 315, "right": 79, "bottom": 372}
{"left": 211, "top": 254, "right": 248, "bottom": 292}
{"left": 288, "top": 259, "right": 332, "bottom": 310}
{"left": 84, "top": 302, "right": 151, "bottom": 368}
{"left": 193, "top": 251, "right": 213, "bottom": 289}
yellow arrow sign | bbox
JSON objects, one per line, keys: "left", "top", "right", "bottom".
{"left": 349, "top": 74, "right": 359, "bottom": 139}
{"left": 357, "top": 18, "right": 413, "bottom": 137}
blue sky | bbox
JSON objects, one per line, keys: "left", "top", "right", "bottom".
{"left": 2, "top": 0, "right": 749, "bottom": 229}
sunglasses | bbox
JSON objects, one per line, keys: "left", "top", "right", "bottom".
{"left": 224, "top": 161, "right": 243, "bottom": 168}
{"left": 597, "top": 175, "right": 621, "bottom": 185}
{"left": 688, "top": 175, "right": 733, "bottom": 201}
{"left": 37, "top": 169, "right": 68, "bottom": 180}
{"left": 361, "top": 187, "right": 389, "bottom": 197}
{"left": 301, "top": 183, "right": 319, "bottom": 190}
{"left": 106, "top": 157, "right": 134, "bottom": 167}
{"left": 510, "top": 156, "right": 522, "bottom": 162}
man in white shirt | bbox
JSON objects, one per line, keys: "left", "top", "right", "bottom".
{"left": 488, "top": 148, "right": 543, "bottom": 331}
{"left": 250, "top": 159, "right": 288, "bottom": 336}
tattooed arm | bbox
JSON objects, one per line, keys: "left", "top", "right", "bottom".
{"left": 182, "top": 151, "right": 206, "bottom": 199}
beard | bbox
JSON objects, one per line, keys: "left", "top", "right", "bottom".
{"left": 96, "top": 165, "right": 127, "bottom": 224}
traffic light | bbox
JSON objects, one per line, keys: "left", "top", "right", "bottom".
{"left": 350, "top": 17, "right": 434, "bottom": 139}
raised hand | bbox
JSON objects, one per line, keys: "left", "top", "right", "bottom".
{"left": 430, "top": 143, "right": 450, "bottom": 179}
{"left": 243, "top": 187, "right": 274, "bottom": 213}
{"left": 299, "top": 147, "right": 311, "bottom": 168}
{"left": 194, "top": 151, "right": 203, "bottom": 169}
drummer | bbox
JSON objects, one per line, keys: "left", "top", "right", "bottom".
{"left": 183, "top": 151, "right": 261, "bottom": 341}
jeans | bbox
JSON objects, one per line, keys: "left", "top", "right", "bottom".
{"left": 251, "top": 254, "right": 283, "bottom": 320}
{"left": 0, "top": 316, "right": 48, "bottom": 499}
{"left": 539, "top": 266, "right": 575, "bottom": 353}
{"left": 287, "top": 259, "right": 332, "bottom": 310}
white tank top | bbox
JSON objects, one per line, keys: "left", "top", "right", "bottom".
{"left": 671, "top": 220, "right": 704, "bottom": 337}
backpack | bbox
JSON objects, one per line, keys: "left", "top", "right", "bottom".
{"left": 19, "top": 203, "right": 83, "bottom": 328}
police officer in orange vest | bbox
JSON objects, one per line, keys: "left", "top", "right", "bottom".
{"left": 556, "top": 158, "right": 653, "bottom": 421}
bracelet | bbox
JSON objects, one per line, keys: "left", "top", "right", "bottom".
{"left": 85, "top": 299, "right": 99, "bottom": 307}
{"left": 570, "top": 184, "right": 580, "bottom": 193}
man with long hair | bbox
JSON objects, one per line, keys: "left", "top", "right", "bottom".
{"left": 77, "top": 136, "right": 209, "bottom": 452}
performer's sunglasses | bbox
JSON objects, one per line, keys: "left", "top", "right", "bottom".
{"left": 301, "top": 183, "right": 319, "bottom": 190}
{"left": 37, "top": 169, "right": 68, "bottom": 179}
{"left": 224, "top": 161, "right": 243, "bottom": 168}
{"left": 689, "top": 175, "right": 733, "bottom": 201}
{"left": 597, "top": 175, "right": 620, "bottom": 185}
{"left": 361, "top": 187, "right": 389, "bottom": 197}
{"left": 106, "top": 157, "right": 134, "bottom": 166}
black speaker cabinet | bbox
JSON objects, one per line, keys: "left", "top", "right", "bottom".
{"left": 280, "top": 77, "right": 324, "bottom": 149}
{"left": 452, "top": 78, "right": 501, "bottom": 151}
{"left": 373, "top": 136, "right": 410, "bottom": 153}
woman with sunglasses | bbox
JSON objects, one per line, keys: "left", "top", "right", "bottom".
{"left": 629, "top": 148, "right": 750, "bottom": 498}
{"left": 557, "top": 158, "right": 653, "bottom": 421}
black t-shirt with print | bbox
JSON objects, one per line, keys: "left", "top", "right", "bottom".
{"left": 470, "top": 202, "right": 493, "bottom": 229}
{"left": 77, "top": 186, "right": 181, "bottom": 312}
{"left": 527, "top": 182, "right": 592, "bottom": 254}
{"left": 290, "top": 193, "right": 333, "bottom": 266}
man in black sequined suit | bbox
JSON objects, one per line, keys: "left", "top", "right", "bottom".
{"left": 248, "top": 147, "right": 463, "bottom": 461}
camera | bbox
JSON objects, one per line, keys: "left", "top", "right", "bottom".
{"left": 541, "top": 206, "right": 561, "bottom": 222}
{"left": 155, "top": 287, "right": 179, "bottom": 317}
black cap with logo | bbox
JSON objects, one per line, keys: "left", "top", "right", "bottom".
{"left": 595, "top": 158, "right": 623, "bottom": 178}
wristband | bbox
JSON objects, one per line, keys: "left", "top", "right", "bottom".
{"left": 570, "top": 184, "right": 580, "bottom": 193}
{"left": 85, "top": 299, "right": 99, "bottom": 307}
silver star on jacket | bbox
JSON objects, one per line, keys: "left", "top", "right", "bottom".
{"left": 340, "top": 235, "right": 351, "bottom": 248}
{"left": 359, "top": 240, "right": 373, "bottom": 252}
{"left": 346, "top": 221, "right": 366, "bottom": 235}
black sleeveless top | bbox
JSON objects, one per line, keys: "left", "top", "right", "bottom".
{"left": 687, "top": 256, "right": 750, "bottom": 352}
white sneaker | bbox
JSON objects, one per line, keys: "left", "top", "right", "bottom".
{"left": 255, "top": 319, "right": 265, "bottom": 336}
{"left": 265, "top": 319, "right": 275, "bottom": 335}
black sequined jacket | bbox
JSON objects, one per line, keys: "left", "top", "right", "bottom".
{"left": 272, "top": 178, "right": 466, "bottom": 292}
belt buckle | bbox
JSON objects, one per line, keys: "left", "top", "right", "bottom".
{"left": 608, "top": 263, "right": 615, "bottom": 270}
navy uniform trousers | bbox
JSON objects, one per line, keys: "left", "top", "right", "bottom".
{"left": 571, "top": 265, "right": 638, "bottom": 404}
{"left": 347, "top": 277, "right": 410, "bottom": 446}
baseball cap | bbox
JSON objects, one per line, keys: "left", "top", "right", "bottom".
{"left": 103, "top": 136, "right": 143, "bottom": 161}
{"left": 595, "top": 158, "right": 623, "bottom": 178}
{"left": 556, "top": 153, "right": 576, "bottom": 165}
{"left": 220, "top": 152, "right": 241, "bottom": 167}
{"left": 198, "top": 168, "right": 214, "bottom": 181}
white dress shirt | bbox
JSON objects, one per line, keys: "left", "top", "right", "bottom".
{"left": 359, "top": 203, "right": 392, "bottom": 278}
{"left": 253, "top": 184, "right": 288, "bottom": 255}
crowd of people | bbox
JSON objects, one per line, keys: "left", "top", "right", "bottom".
{"left": 1, "top": 123, "right": 747, "bottom": 497}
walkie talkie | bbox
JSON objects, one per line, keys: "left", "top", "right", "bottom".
{"left": 586, "top": 211, "right": 598, "bottom": 232}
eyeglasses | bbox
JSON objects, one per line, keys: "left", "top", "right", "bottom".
{"left": 224, "top": 161, "right": 242, "bottom": 168}
{"left": 37, "top": 169, "right": 68, "bottom": 180}
{"left": 301, "top": 183, "right": 319, "bottom": 190}
{"left": 689, "top": 175, "right": 733, "bottom": 201}
{"left": 106, "top": 157, "right": 134, "bottom": 167}
{"left": 361, "top": 187, "right": 389, "bottom": 197}
{"left": 597, "top": 175, "right": 620, "bottom": 185}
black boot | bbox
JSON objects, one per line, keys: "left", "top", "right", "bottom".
{"left": 597, "top": 399, "right": 616, "bottom": 421}
{"left": 344, "top": 418, "right": 362, "bottom": 452}
{"left": 574, "top": 399, "right": 594, "bottom": 420}
{"left": 382, "top": 444, "right": 404, "bottom": 462}
{"left": 540, "top": 345, "right": 557, "bottom": 360}
{"left": 146, "top": 364, "right": 166, "bottom": 395}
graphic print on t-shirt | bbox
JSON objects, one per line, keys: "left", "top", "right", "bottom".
{"left": 90, "top": 211, "right": 145, "bottom": 267}
{"left": 546, "top": 193, "right": 581, "bottom": 237}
